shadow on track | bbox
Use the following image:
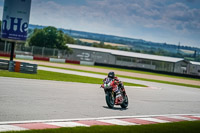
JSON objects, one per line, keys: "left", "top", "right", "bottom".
{"left": 102, "top": 106, "right": 128, "bottom": 111}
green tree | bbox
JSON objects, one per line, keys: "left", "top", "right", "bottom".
{"left": 28, "top": 26, "right": 75, "bottom": 52}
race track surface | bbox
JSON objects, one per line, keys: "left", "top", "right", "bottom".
{"left": 0, "top": 77, "right": 200, "bottom": 122}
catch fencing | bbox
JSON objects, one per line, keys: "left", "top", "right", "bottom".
{"left": 0, "top": 42, "right": 69, "bottom": 59}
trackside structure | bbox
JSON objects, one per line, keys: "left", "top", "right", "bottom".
{"left": 0, "top": 42, "right": 200, "bottom": 76}
{"left": 66, "top": 44, "right": 200, "bottom": 76}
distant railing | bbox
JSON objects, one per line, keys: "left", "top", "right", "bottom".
{"left": 0, "top": 42, "right": 69, "bottom": 59}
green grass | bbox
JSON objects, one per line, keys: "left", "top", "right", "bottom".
{"left": 1, "top": 121, "right": 200, "bottom": 133}
{"left": 0, "top": 70, "right": 146, "bottom": 87}
{"left": 92, "top": 65, "right": 200, "bottom": 81}
{"left": 119, "top": 75, "right": 200, "bottom": 88}
{"left": 39, "top": 65, "right": 200, "bottom": 88}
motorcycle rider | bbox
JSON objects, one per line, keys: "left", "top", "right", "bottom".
{"left": 102, "top": 72, "right": 124, "bottom": 104}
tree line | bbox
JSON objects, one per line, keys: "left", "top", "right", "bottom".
{"left": 27, "top": 26, "right": 76, "bottom": 53}
{"left": 0, "top": 20, "right": 75, "bottom": 53}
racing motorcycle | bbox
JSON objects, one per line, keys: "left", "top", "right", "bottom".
{"left": 101, "top": 78, "right": 128, "bottom": 109}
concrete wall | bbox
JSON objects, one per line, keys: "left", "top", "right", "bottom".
{"left": 49, "top": 58, "right": 65, "bottom": 63}
{"left": 16, "top": 55, "right": 33, "bottom": 60}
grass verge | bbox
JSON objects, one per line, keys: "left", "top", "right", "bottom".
{"left": 93, "top": 65, "right": 200, "bottom": 81}
{"left": 0, "top": 70, "right": 146, "bottom": 87}
{"left": 1, "top": 121, "right": 200, "bottom": 133}
{"left": 120, "top": 75, "right": 200, "bottom": 88}
{"left": 39, "top": 65, "right": 200, "bottom": 88}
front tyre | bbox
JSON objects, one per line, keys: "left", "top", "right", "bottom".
{"left": 105, "top": 91, "right": 114, "bottom": 108}
{"left": 120, "top": 95, "right": 128, "bottom": 108}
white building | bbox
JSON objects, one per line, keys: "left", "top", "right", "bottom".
{"left": 67, "top": 44, "right": 200, "bottom": 76}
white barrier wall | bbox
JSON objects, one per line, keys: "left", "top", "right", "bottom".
{"left": 16, "top": 55, "right": 33, "bottom": 60}
{"left": 80, "top": 61, "right": 94, "bottom": 66}
{"left": 50, "top": 58, "right": 66, "bottom": 63}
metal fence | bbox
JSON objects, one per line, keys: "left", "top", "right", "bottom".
{"left": 0, "top": 42, "right": 69, "bottom": 59}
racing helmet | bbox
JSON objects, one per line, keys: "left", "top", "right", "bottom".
{"left": 108, "top": 71, "right": 115, "bottom": 78}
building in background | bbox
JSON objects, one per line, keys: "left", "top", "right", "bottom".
{"left": 67, "top": 44, "right": 200, "bottom": 76}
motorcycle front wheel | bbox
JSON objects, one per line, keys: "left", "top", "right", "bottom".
{"left": 105, "top": 91, "right": 115, "bottom": 108}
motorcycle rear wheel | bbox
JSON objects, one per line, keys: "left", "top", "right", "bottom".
{"left": 105, "top": 92, "right": 114, "bottom": 108}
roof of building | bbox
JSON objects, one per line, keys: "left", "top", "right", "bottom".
{"left": 67, "top": 44, "right": 184, "bottom": 63}
{"left": 190, "top": 61, "right": 200, "bottom": 66}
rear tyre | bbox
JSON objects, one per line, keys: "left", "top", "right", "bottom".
{"left": 120, "top": 95, "right": 128, "bottom": 108}
{"left": 105, "top": 92, "right": 114, "bottom": 108}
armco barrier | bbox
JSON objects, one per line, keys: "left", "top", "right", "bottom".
{"left": 0, "top": 59, "right": 9, "bottom": 70}
{"left": 80, "top": 61, "right": 95, "bottom": 66}
{"left": 16, "top": 55, "right": 33, "bottom": 60}
{"left": 20, "top": 62, "right": 37, "bottom": 74}
{"left": 50, "top": 58, "right": 65, "bottom": 63}
{"left": 9, "top": 61, "right": 37, "bottom": 74}
{"left": 66, "top": 60, "right": 80, "bottom": 64}
{"left": 33, "top": 56, "right": 49, "bottom": 61}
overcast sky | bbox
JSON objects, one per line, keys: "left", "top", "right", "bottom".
{"left": 0, "top": 0, "right": 200, "bottom": 48}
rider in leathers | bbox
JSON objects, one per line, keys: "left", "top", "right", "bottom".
{"left": 102, "top": 72, "right": 125, "bottom": 104}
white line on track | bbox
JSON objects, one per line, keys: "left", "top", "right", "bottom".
{"left": 45, "top": 122, "right": 89, "bottom": 127}
{"left": 137, "top": 118, "right": 170, "bottom": 123}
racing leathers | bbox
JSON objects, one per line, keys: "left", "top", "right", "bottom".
{"left": 101, "top": 76, "right": 124, "bottom": 104}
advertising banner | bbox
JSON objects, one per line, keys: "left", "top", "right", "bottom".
{"left": 1, "top": 0, "right": 32, "bottom": 42}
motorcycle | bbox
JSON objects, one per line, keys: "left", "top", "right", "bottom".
{"left": 101, "top": 78, "right": 128, "bottom": 109}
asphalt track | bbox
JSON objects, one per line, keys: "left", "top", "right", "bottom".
{"left": 0, "top": 73, "right": 200, "bottom": 122}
